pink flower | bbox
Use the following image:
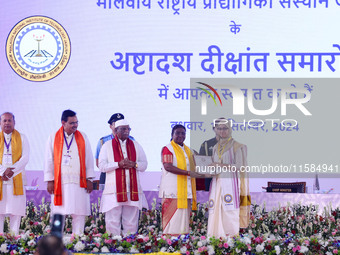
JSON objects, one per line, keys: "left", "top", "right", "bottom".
{"left": 218, "top": 243, "right": 223, "bottom": 248}
{"left": 167, "top": 239, "right": 172, "bottom": 245}
{"left": 201, "top": 236, "right": 206, "bottom": 240}
{"left": 100, "top": 225, "right": 104, "bottom": 229}
{"left": 304, "top": 240, "right": 310, "bottom": 246}
{"left": 25, "top": 248, "right": 28, "bottom": 252}
{"left": 332, "top": 232, "right": 337, "bottom": 236}
{"left": 254, "top": 237, "right": 263, "bottom": 244}
{"left": 144, "top": 236, "right": 149, "bottom": 242}
{"left": 34, "top": 222, "right": 39, "bottom": 226}
{"left": 96, "top": 243, "right": 100, "bottom": 247}
{"left": 198, "top": 247, "right": 203, "bottom": 252}
{"left": 104, "top": 239, "right": 112, "bottom": 244}
{"left": 334, "top": 249, "right": 338, "bottom": 254}
{"left": 186, "top": 252, "right": 190, "bottom": 255}
{"left": 223, "top": 242, "right": 229, "bottom": 248}
{"left": 126, "top": 238, "right": 132, "bottom": 243}
{"left": 292, "top": 246, "right": 301, "bottom": 252}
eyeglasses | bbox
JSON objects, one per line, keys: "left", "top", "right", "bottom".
{"left": 118, "top": 127, "right": 131, "bottom": 132}
{"left": 216, "top": 127, "right": 229, "bottom": 131}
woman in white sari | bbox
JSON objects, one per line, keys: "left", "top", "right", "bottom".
{"left": 207, "top": 118, "right": 250, "bottom": 238}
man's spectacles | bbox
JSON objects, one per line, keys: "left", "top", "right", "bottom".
{"left": 118, "top": 127, "right": 131, "bottom": 132}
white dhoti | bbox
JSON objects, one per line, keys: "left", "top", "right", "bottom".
{"left": 0, "top": 183, "right": 26, "bottom": 235}
{"left": 105, "top": 205, "right": 139, "bottom": 236}
{"left": 0, "top": 183, "right": 26, "bottom": 216}
{"left": 51, "top": 183, "right": 90, "bottom": 235}
{"left": 100, "top": 191, "right": 141, "bottom": 236}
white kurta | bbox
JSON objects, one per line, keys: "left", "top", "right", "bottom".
{"left": 44, "top": 130, "right": 95, "bottom": 215}
{"left": 98, "top": 139, "right": 147, "bottom": 212}
{"left": 0, "top": 132, "right": 29, "bottom": 216}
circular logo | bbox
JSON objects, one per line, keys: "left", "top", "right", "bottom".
{"left": 209, "top": 199, "right": 214, "bottom": 208}
{"left": 224, "top": 194, "right": 233, "bottom": 203}
{"left": 6, "top": 16, "right": 71, "bottom": 82}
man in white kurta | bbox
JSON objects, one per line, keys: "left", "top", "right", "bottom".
{"left": 0, "top": 112, "right": 30, "bottom": 235}
{"left": 99, "top": 119, "right": 147, "bottom": 236}
{"left": 44, "top": 110, "right": 95, "bottom": 235}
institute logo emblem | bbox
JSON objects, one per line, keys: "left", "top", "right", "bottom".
{"left": 224, "top": 194, "right": 233, "bottom": 203}
{"left": 209, "top": 199, "right": 214, "bottom": 208}
{"left": 6, "top": 16, "right": 71, "bottom": 82}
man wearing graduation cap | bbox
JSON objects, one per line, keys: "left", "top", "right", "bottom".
{"left": 95, "top": 113, "right": 134, "bottom": 190}
{"left": 98, "top": 119, "right": 147, "bottom": 235}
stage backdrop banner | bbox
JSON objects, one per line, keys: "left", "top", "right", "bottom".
{"left": 0, "top": 2, "right": 340, "bottom": 188}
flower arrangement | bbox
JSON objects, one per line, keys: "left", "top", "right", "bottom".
{"left": 0, "top": 199, "right": 340, "bottom": 254}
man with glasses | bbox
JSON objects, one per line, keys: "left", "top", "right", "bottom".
{"left": 98, "top": 119, "right": 147, "bottom": 235}
{"left": 44, "top": 110, "right": 95, "bottom": 235}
